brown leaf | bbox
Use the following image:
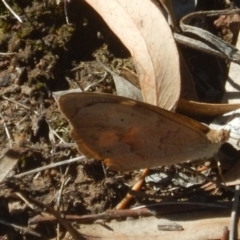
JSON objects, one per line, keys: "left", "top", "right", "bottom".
{"left": 85, "top": 0, "right": 180, "bottom": 109}
{"left": 177, "top": 98, "right": 240, "bottom": 117}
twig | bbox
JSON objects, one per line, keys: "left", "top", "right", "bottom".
{"left": 132, "top": 201, "right": 228, "bottom": 210}
{"left": 2, "top": 95, "right": 39, "bottom": 115}
{"left": 29, "top": 208, "right": 154, "bottom": 225}
{"left": 1, "top": 0, "right": 22, "bottom": 23}
{"left": 29, "top": 202, "right": 229, "bottom": 224}
{"left": 0, "top": 52, "right": 17, "bottom": 56}
{"left": 116, "top": 168, "right": 149, "bottom": 210}
{"left": 229, "top": 185, "right": 240, "bottom": 240}
{"left": 64, "top": 0, "right": 69, "bottom": 24}
{"left": 48, "top": 122, "right": 66, "bottom": 144}
{"left": 57, "top": 166, "right": 70, "bottom": 207}
{"left": 56, "top": 166, "right": 69, "bottom": 240}
{"left": 0, "top": 218, "right": 41, "bottom": 237}
{"left": 12, "top": 156, "right": 86, "bottom": 178}
{"left": 215, "top": 155, "right": 226, "bottom": 185}
{"left": 12, "top": 192, "right": 35, "bottom": 210}
{"left": 28, "top": 197, "right": 87, "bottom": 240}
{"left": 0, "top": 111, "right": 13, "bottom": 148}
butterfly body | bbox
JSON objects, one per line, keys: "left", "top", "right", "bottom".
{"left": 58, "top": 92, "right": 229, "bottom": 171}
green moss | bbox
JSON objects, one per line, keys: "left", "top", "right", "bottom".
{"left": 35, "top": 82, "right": 44, "bottom": 89}
{"left": 19, "top": 156, "right": 27, "bottom": 168}
{"left": 16, "top": 22, "right": 33, "bottom": 39}
{"left": 0, "top": 20, "right": 11, "bottom": 41}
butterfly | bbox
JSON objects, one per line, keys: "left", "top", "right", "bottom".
{"left": 57, "top": 92, "right": 229, "bottom": 171}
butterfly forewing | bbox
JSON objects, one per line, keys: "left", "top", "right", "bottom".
{"left": 58, "top": 93, "right": 226, "bottom": 171}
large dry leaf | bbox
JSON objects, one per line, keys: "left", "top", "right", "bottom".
{"left": 70, "top": 210, "right": 237, "bottom": 240}
{"left": 85, "top": 0, "right": 180, "bottom": 109}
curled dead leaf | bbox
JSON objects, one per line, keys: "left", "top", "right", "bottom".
{"left": 85, "top": 0, "right": 181, "bottom": 109}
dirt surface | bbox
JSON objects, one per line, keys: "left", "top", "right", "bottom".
{"left": 0, "top": 0, "right": 238, "bottom": 239}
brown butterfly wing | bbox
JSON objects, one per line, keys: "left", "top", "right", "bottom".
{"left": 58, "top": 93, "right": 222, "bottom": 171}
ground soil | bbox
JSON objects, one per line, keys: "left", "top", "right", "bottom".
{"left": 0, "top": 0, "right": 238, "bottom": 239}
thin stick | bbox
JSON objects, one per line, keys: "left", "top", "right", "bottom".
{"left": 0, "top": 111, "right": 13, "bottom": 148}
{"left": 12, "top": 156, "right": 86, "bottom": 178}
{"left": 64, "top": 0, "right": 69, "bottom": 24}
{"left": 1, "top": 0, "right": 22, "bottom": 23}
{"left": 56, "top": 166, "right": 69, "bottom": 240}
{"left": 229, "top": 185, "right": 240, "bottom": 240}
{"left": 2, "top": 95, "right": 39, "bottom": 115}
{"left": 28, "top": 197, "right": 86, "bottom": 240}
{"left": 116, "top": 168, "right": 149, "bottom": 210}
{"left": 12, "top": 192, "right": 35, "bottom": 210}
{"left": 132, "top": 201, "right": 228, "bottom": 210}
{"left": 0, "top": 218, "right": 41, "bottom": 237}
{"left": 0, "top": 52, "right": 17, "bottom": 56}
{"left": 48, "top": 123, "right": 66, "bottom": 143}
{"left": 29, "top": 202, "right": 228, "bottom": 224}
{"left": 56, "top": 166, "right": 69, "bottom": 207}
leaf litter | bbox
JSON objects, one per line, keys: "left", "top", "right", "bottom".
{"left": 0, "top": 0, "right": 239, "bottom": 239}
